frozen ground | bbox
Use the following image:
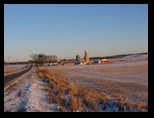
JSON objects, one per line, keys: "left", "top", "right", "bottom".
{"left": 45, "top": 61, "right": 148, "bottom": 86}
{"left": 4, "top": 67, "right": 59, "bottom": 112}
{"left": 4, "top": 64, "right": 28, "bottom": 69}
{"left": 45, "top": 61, "right": 147, "bottom": 70}
{"left": 110, "top": 54, "right": 148, "bottom": 62}
{"left": 4, "top": 64, "right": 29, "bottom": 76}
{"left": 65, "top": 62, "right": 148, "bottom": 85}
{"left": 118, "top": 54, "right": 148, "bottom": 60}
{"left": 45, "top": 59, "right": 148, "bottom": 103}
{"left": 4, "top": 54, "right": 148, "bottom": 112}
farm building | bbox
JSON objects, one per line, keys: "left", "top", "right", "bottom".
{"left": 76, "top": 54, "right": 80, "bottom": 61}
{"left": 74, "top": 59, "right": 87, "bottom": 65}
{"left": 94, "top": 59, "right": 110, "bottom": 63}
{"left": 80, "top": 60, "right": 87, "bottom": 65}
{"left": 47, "top": 62, "right": 58, "bottom": 66}
{"left": 100, "top": 59, "right": 110, "bottom": 63}
{"left": 94, "top": 59, "right": 101, "bottom": 63}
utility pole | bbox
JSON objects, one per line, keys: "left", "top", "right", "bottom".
{"left": 6, "top": 56, "right": 10, "bottom": 66}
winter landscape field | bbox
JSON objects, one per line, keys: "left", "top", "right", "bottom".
{"left": 4, "top": 54, "right": 148, "bottom": 112}
{"left": 4, "top": 64, "right": 28, "bottom": 76}
{"left": 4, "top": 4, "right": 148, "bottom": 112}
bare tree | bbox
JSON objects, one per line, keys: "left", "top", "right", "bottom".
{"left": 47, "top": 54, "right": 58, "bottom": 63}
{"left": 30, "top": 53, "right": 47, "bottom": 66}
{"left": 30, "top": 53, "right": 58, "bottom": 66}
{"left": 52, "top": 55, "right": 58, "bottom": 61}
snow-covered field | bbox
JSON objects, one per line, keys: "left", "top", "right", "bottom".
{"left": 4, "top": 54, "right": 148, "bottom": 112}
{"left": 4, "top": 64, "right": 28, "bottom": 69}
{"left": 46, "top": 61, "right": 148, "bottom": 102}
{"left": 117, "top": 54, "right": 148, "bottom": 60}
{"left": 110, "top": 54, "right": 148, "bottom": 62}
{"left": 4, "top": 64, "right": 29, "bottom": 75}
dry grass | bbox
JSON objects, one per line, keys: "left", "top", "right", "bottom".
{"left": 125, "top": 103, "right": 132, "bottom": 111}
{"left": 4, "top": 68, "right": 23, "bottom": 74}
{"left": 36, "top": 67, "right": 111, "bottom": 111}
{"left": 68, "top": 96, "right": 83, "bottom": 111}
{"left": 59, "top": 106, "right": 67, "bottom": 112}
{"left": 47, "top": 91, "right": 61, "bottom": 104}
{"left": 68, "top": 96, "right": 78, "bottom": 111}
{"left": 112, "top": 94, "right": 124, "bottom": 101}
{"left": 36, "top": 66, "right": 148, "bottom": 112}
{"left": 83, "top": 94, "right": 92, "bottom": 107}
{"left": 91, "top": 101, "right": 99, "bottom": 111}
{"left": 118, "top": 101, "right": 125, "bottom": 111}
{"left": 133, "top": 100, "right": 147, "bottom": 112}
{"left": 64, "top": 72, "right": 147, "bottom": 102}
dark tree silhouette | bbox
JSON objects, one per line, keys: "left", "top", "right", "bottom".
{"left": 30, "top": 53, "right": 46, "bottom": 66}
{"left": 30, "top": 53, "right": 58, "bottom": 66}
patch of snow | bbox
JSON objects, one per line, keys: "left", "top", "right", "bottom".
{"left": 4, "top": 64, "right": 28, "bottom": 69}
{"left": 4, "top": 68, "right": 59, "bottom": 112}
{"left": 44, "top": 61, "right": 147, "bottom": 70}
{"left": 111, "top": 54, "right": 148, "bottom": 62}
{"left": 4, "top": 60, "right": 148, "bottom": 112}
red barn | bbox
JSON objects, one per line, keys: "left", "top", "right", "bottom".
{"left": 100, "top": 59, "right": 110, "bottom": 63}
{"left": 80, "top": 60, "right": 87, "bottom": 65}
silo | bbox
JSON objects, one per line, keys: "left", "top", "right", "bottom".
{"left": 76, "top": 54, "right": 80, "bottom": 61}
{"left": 84, "top": 50, "right": 89, "bottom": 63}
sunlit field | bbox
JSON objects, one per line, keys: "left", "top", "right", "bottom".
{"left": 36, "top": 59, "right": 148, "bottom": 112}
{"left": 4, "top": 64, "right": 28, "bottom": 75}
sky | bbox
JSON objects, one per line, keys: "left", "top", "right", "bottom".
{"left": 4, "top": 4, "right": 148, "bottom": 62}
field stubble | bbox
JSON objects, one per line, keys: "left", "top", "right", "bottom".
{"left": 36, "top": 62, "right": 148, "bottom": 112}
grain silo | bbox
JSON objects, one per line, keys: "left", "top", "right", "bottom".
{"left": 76, "top": 54, "right": 80, "bottom": 61}
{"left": 84, "top": 50, "right": 89, "bottom": 63}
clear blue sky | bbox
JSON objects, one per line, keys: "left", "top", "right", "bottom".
{"left": 4, "top": 4, "right": 148, "bottom": 62}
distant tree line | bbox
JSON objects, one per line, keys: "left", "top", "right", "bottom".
{"left": 30, "top": 53, "right": 58, "bottom": 66}
{"left": 90, "top": 52, "right": 148, "bottom": 60}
